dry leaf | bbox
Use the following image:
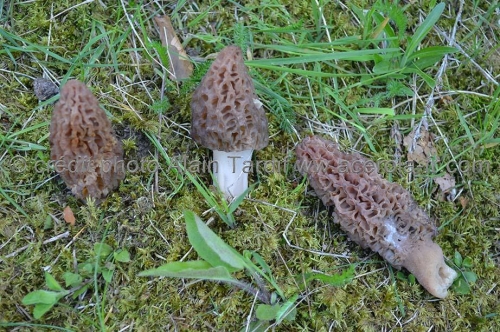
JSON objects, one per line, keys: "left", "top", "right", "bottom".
{"left": 154, "top": 15, "right": 193, "bottom": 81}
{"left": 459, "top": 196, "right": 469, "bottom": 209}
{"left": 403, "top": 128, "right": 439, "bottom": 166}
{"left": 434, "top": 173, "right": 456, "bottom": 201}
{"left": 63, "top": 206, "right": 76, "bottom": 226}
{"left": 434, "top": 173, "right": 456, "bottom": 193}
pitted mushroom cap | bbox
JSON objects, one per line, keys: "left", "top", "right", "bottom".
{"left": 49, "top": 79, "right": 124, "bottom": 202}
{"left": 190, "top": 45, "right": 268, "bottom": 152}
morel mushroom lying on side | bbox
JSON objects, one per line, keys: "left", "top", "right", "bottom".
{"left": 49, "top": 80, "right": 125, "bottom": 202}
{"left": 296, "top": 135, "right": 457, "bottom": 298}
{"left": 191, "top": 45, "right": 269, "bottom": 200}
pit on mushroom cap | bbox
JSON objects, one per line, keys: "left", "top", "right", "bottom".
{"left": 190, "top": 45, "right": 269, "bottom": 200}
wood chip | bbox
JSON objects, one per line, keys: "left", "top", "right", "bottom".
{"left": 154, "top": 15, "right": 193, "bottom": 81}
{"left": 63, "top": 206, "right": 76, "bottom": 226}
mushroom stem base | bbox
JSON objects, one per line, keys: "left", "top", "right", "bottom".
{"left": 212, "top": 149, "right": 253, "bottom": 200}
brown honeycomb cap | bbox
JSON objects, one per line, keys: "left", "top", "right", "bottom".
{"left": 295, "top": 135, "right": 457, "bottom": 298}
{"left": 190, "top": 45, "right": 268, "bottom": 152}
{"left": 49, "top": 79, "right": 125, "bottom": 202}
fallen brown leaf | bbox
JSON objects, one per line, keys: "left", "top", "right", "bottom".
{"left": 434, "top": 173, "right": 456, "bottom": 201}
{"left": 154, "top": 15, "right": 193, "bottom": 81}
{"left": 434, "top": 173, "right": 456, "bottom": 193}
{"left": 403, "top": 128, "right": 439, "bottom": 166}
{"left": 63, "top": 206, "right": 76, "bottom": 226}
{"left": 459, "top": 196, "right": 469, "bottom": 209}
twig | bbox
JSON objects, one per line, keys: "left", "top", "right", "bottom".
{"left": 0, "top": 231, "right": 70, "bottom": 263}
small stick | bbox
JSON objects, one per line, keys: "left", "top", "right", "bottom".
{"left": 0, "top": 231, "right": 70, "bottom": 263}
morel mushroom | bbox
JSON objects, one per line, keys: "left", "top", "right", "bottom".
{"left": 191, "top": 45, "right": 269, "bottom": 200}
{"left": 296, "top": 135, "right": 457, "bottom": 298}
{"left": 49, "top": 80, "right": 125, "bottom": 202}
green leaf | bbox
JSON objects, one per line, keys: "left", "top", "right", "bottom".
{"left": 276, "top": 294, "right": 298, "bottom": 324}
{"left": 227, "top": 183, "right": 256, "bottom": 215}
{"left": 406, "top": 46, "right": 457, "bottom": 62}
{"left": 454, "top": 251, "right": 463, "bottom": 267}
{"left": 301, "top": 265, "right": 355, "bottom": 287}
{"left": 139, "top": 260, "right": 237, "bottom": 282}
{"left": 247, "top": 251, "right": 272, "bottom": 276}
{"left": 114, "top": 249, "right": 131, "bottom": 263}
{"left": 239, "top": 320, "right": 270, "bottom": 332}
{"left": 33, "top": 303, "right": 56, "bottom": 319}
{"left": 102, "top": 268, "right": 114, "bottom": 283}
{"left": 247, "top": 48, "right": 401, "bottom": 66}
{"left": 72, "top": 284, "right": 90, "bottom": 299}
{"left": 63, "top": 272, "right": 83, "bottom": 288}
{"left": 78, "top": 262, "right": 94, "bottom": 276}
{"left": 22, "top": 290, "right": 66, "bottom": 305}
{"left": 184, "top": 210, "right": 246, "bottom": 272}
{"left": 356, "top": 107, "right": 395, "bottom": 115}
{"left": 255, "top": 304, "right": 280, "bottom": 321}
{"left": 45, "top": 272, "right": 64, "bottom": 292}
{"left": 462, "top": 257, "right": 473, "bottom": 269}
{"left": 94, "top": 243, "right": 113, "bottom": 258}
{"left": 403, "top": 2, "right": 445, "bottom": 64}
{"left": 453, "top": 277, "right": 471, "bottom": 295}
{"left": 463, "top": 271, "right": 478, "bottom": 283}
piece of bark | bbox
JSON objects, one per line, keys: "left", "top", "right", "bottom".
{"left": 154, "top": 15, "right": 193, "bottom": 81}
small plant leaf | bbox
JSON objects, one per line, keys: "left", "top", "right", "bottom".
{"left": 256, "top": 304, "right": 280, "bottom": 321}
{"left": 94, "top": 243, "right": 113, "bottom": 258}
{"left": 462, "top": 257, "right": 473, "bottom": 269}
{"left": 246, "top": 251, "right": 272, "bottom": 276}
{"left": 301, "top": 265, "right": 355, "bottom": 287}
{"left": 63, "top": 272, "right": 83, "bottom": 288}
{"left": 22, "top": 290, "right": 66, "bottom": 305}
{"left": 72, "top": 284, "right": 90, "bottom": 299}
{"left": 45, "top": 272, "right": 64, "bottom": 292}
{"left": 184, "top": 210, "right": 246, "bottom": 272}
{"left": 396, "top": 271, "right": 407, "bottom": 281}
{"left": 276, "top": 294, "right": 298, "bottom": 324}
{"left": 102, "top": 268, "right": 114, "bottom": 283}
{"left": 463, "top": 271, "right": 478, "bottom": 284}
{"left": 454, "top": 251, "right": 463, "bottom": 267}
{"left": 78, "top": 262, "right": 94, "bottom": 276}
{"left": 403, "top": 2, "right": 445, "bottom": 63}
{"left": 453, "top": 277, "right": 471, "bottom": 295}
{"left": 227, "top": 183, "right": 256, "bottom": 215}
{"left": 139, "top": 260, "right": 237, "bottom": 282}
{"left": 114, "top": 249, "right": 131, "bottom": 263}
{"left": 239, "top": 320, "right": 270, "bottom": 332}
{"left": 33, "top": 303, "right": 56, "bottom": 319}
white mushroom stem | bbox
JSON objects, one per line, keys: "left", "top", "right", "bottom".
{"left": 212, "top": 149, "right": 253, "bottom": 200}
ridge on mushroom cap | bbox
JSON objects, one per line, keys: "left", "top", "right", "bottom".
{"left": 190, "top": 45, "right": 269, "bottom": 152}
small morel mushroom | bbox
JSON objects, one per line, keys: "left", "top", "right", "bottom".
{"left": 49, "top": 80, "right": 125, "bottom": 202}
{"left": 191, "top": 45, "right": 269, "bottom": 200}
{"left": 296, "top": 135, "right": 457, "bottom": 298}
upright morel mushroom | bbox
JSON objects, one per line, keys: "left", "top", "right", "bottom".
{"left": 296, "top": 135, "right": 457, "bottom": 298}
{"left": 191, "top": 45, "right": 269, "bottom": 200}
{"left": 49, "top": 80, "right": 125, "bottom": 202}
